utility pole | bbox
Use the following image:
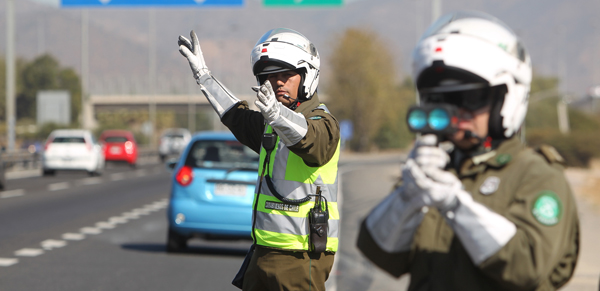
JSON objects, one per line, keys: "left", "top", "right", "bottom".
{"left": 148, "top": 9, "right": 157, "bottom": 147}
{"left": 81, "top": 9, "right": 90, "bottom": 129}
{"left": 557, "top": 96, "right": 570, "bottom": 134}
{"left": 6, "top": 0, "right": 15, "bottom": 152}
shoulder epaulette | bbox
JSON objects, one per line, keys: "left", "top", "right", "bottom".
{"left": 535, "top": 145, "right": 566, "bottom": 166}
{"left": 312, "top": 103, "right": 330, "bottom": 114}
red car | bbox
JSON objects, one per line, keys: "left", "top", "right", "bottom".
{"left": 100, "top": 130, "right": 138, "bottom": 167}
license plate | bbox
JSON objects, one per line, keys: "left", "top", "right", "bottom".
{"left": 110, "top": 146, "right": 122, "bottom": 154}
{"left": 214, "top": 183, "right": 247, "bottom": 196}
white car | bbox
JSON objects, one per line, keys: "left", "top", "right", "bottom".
{"left": 158, "top": 128, "right": 191, "bottom": 162}
{"left": 42, "top": 129, "right": 105, "bottom": 176}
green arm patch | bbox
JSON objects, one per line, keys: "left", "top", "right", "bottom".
{"left": 531, "top": 191, "right": 562, "bottom": 226}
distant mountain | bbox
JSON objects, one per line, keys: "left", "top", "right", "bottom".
{"left": 2, "top": 0, "right": 599, "bottom": 97}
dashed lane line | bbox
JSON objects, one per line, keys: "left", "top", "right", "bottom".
{"left": 0, "top": 258, "right": 18, "bottom": 267}
{"left": 62, "top": 233, "right": 85, "bottom": 241}
{"left": 80, "top": 227, "right": 102, "bottom": 235}
{"left": 3, "top": 198, "right": 169, "bottom": 268}
{"left": 0, "top": 189, "right": 25, "bottom": 199}
{"left": 108, "top": 216, "right": 128, "bottom": 224}
{"left": 48, "top": 182, "right": 70, "bottom": 192}
{"left": 110, "top": 173, "right": 126, "bottom": 181}
{"left": 41, "top": 239, "right": 67, "bottom": 250}
{"left": 134, "top": 169, "right": 147, "bottom": 177}
{"left": 14, "top": 248, "right": 44, "bottom": 257}
{"left": 95, "top": 221, "right": 116, "bottom": 229}
{"left": 78, "top": 177, "right": 103, "bottom": 186}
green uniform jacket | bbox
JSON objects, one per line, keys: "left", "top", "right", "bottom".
{"left": 357, "top": 137, "right": 579, "bottom": 291}
{"left": 220, "top": 93, "right": 339, "bottom": 167}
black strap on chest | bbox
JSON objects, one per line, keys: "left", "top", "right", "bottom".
{"left": 262, "top": 132, "right": 311, "bottom": 205}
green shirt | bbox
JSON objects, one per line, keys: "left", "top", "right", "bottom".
{"left": 358, "top": 137, "right": 579, "bottom": 291}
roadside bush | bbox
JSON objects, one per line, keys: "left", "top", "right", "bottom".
{"left": 526, "top": 128, "right": 600, "bottom": 168}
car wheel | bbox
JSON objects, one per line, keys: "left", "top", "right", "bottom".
{"left": 43, "top": 169, "right": 55, "bottom": 176}
{"left": 160, "top": 155, "right": 166, "bottom": 163}
{"left": 166, "top": 228, "right": 188, "bottom": 253}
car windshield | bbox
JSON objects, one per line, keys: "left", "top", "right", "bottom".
{"left": 185, "top": 140, "right": 259, "bottom": 170}
{"left": 163, "top": 134, "right": 184, "bottom": 139}
{"left": 52, "top": 137, "right": 85, "bottom": 143}
{"left": 104, "top": 136, "right": 129, "bottom": 143}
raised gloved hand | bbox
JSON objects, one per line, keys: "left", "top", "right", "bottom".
{"left": 178, "top": 30, "right": 210, "bottom": 84}
{"left": 408, "top": 134, "right": 449, "bottom": 170}
{"left": 402, "top": 159, "right": 461, "bottom": 211}
{"left": 253, "top": 80, "right": 281, "bottom": 123}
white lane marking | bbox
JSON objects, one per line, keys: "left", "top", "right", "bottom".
{"left": 41, "top": 239, "right": 67, "bottom": 250}
{"left": 0, "top": 258, "right": 18, "bottom": 267}
{"left": 121, "top": 212, "right": 140, "bottom": 219}
{"left": 48, "top": 182, "right": 70, "bottom": 191}
{"left": 132, "top": 208, "right": 151, "bottom": 215}
{"left": 110, "top": 173, "right": 126, "bottom": 181}
{"left": 95, "top": 222, "right": 116, "bottom": 229}
{"left": 80, "top": 227, "right": 102, "bottom": 235}
{"left": 108, "top": 216, "right": 128, "bottom": 224}
{"left": 78, "top": 177, "right": 102, "bottom": 186}
{"left": 0, "top": 189, "right": 25, "bottom": 199}
{"left": 62, "top": 233, "right": 85, "bottom": 241}
{"left": 134, "top": 170, "right": 147, "bottom": 177}
{"left": 15, "top": 248, "right": 44, "bottom": 257}
{"left": 9, "top": 198, "right": 168, "bottom": 265}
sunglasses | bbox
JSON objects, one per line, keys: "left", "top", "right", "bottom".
{"left": 420, "top": 85, "right": 503, "bottom": 111}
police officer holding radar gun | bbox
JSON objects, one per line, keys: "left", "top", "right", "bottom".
{"left": 357, "top": 11, "right": 579, "bottom": 290}
{"left": 178, "top": 28, "right": 340, "bottom": 291}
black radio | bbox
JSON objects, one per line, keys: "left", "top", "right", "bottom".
{"left": 308, "top": 187, "right": 329, "bottom": 253}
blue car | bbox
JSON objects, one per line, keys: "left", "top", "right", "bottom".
{"left": 166, "top": 131, "right": 259, "bottom": 252}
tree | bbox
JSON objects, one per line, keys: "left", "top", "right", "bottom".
{"left": 17, "top": 54, "right": 81, "bottom": 123}
{"left": 326, "top": 28, "right": 400, "bottom": 152}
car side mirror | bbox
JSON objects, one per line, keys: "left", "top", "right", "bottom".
{"left": 166, "top": 159, "right": 178, "bottom": 172}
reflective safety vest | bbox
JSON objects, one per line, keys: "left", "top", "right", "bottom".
{"left": 252, "top": 115, "right": 340, "bottom": 252}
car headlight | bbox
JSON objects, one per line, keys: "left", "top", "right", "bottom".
{"left": 175, "top": 213, "right": 185, "bottom": 224}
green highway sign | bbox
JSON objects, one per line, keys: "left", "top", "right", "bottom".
{"left": 264, "top": 0, "right": 342, "bottom": 7}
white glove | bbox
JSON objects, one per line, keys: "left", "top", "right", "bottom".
{"left": 402, "top": 159, "right": 460, "bottom": 211}
{"left": 178, "top": 30, "right": 210, "bottom": 84}
{"left": 253, "top": 80, "right": 281, "bottom": 123}
{"left": 408, "top": 134, "right": 449, "bottom": 170}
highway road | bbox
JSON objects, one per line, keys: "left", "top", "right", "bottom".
{"left": 0, "top": 154, "right": 598, "bottom": 290}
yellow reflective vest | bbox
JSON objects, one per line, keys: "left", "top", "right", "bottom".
{"left": 253, "top": 123, "right": 340, "bottom": 252}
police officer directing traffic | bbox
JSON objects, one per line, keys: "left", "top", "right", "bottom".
{"left": 357, "top": 11, "right": 579, "bottom": 290}
{"left": 178, "top": 28, "right": 340, "bottom": 291}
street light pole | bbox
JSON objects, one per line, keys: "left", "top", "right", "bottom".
{"left": 148, "top": 9, "right": 157, "bottom": 147}
{"left": 6, "top": 0, "right": 15, "bottom": 152}
{"left": 81, "top": 9, "right": 90, "bottom": 129}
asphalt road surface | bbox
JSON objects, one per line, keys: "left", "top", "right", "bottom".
{"left": 0, "top": 153, "right": 598, "bottom": 291}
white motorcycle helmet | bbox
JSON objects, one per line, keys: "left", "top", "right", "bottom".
{"left": 251, "top": 28, "right": 320, "bottom": 101}
{"left": 412, "top": 11, "right": 532, "bottom": 139}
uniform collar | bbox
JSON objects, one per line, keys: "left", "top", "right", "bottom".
{"left": 295, "top": 93, "right": 320, "bottom": 115}
{"left": 454, "top": 136, "right": 523, "bottom": 177}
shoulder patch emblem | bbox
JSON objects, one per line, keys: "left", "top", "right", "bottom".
{"left": 495, "top": 154, "right": 512, "bottom": 165}
{"left": 479, "top": 176, "right": 500, "bottom": 195}
{"left": 309, "top": 116, "right": 323, "bottom": 120}
{"left": 532, "top": 191, "right": 562, "bottom": 226}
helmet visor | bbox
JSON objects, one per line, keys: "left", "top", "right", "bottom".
{"left": 420, "top": 85, "right": 505, "bottom": 111}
